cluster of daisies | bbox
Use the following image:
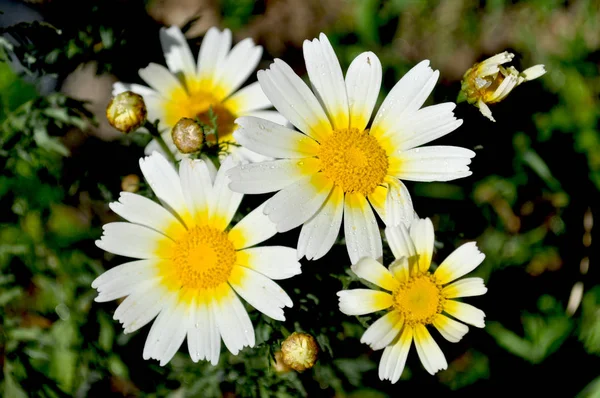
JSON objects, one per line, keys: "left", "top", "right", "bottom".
{"left": 95, "top": 26, "right": 489, "bottom": 382}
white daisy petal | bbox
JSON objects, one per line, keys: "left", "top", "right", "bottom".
{"left": 228, "top": 202, "right": 277, "bottom": 250}
{"left": 241, "top": 110, "right": 288, "bottom": 126}
{"left": 392, "top": 146, "right": 475, "bottom": 182}
{"left": 388, "top": 256, "right": 410, "bottom": 283}
{"left": 409, "top": 217, "right": 434, "bottom": 273}
{"left": 384, "top": 178, "right": 415, "bottom": 227}
{"left": 344, "top": 192, "right": 383, "bottom": 265}
{"left": 142, "top": 294, "right": 178, "bottom": 360}
{"left": 179, "top": 158, "right": 214, "bottom": 224}
{"left": 224, "top": 82, "right": 271, "bottom": 114}
{"left": 264, "top": 174, "right": 333, "bottom": 233}
{"left": 216, "top": 38, "right": 262, "bottom": 98}
{"left": 443, "top": 277, "right": 488, "bottom": 298}
{"left": 346, "top": 51, "right": 382, "bottom": 131}
{"left": 444, "top": 300, "right": 486, "bottom": 328}
{"left": 211, "top": 156, "right": 243, "bottom": 230}
{"left": 229, "top": 266, "right": 292, "bottom": 321}
{"left": 361, "top": 310, "right": 404, "bottom": 350}
{"left": 384, "top": 224, "right": 417, "bottom": 261}
{"left": 159, "top": 26, "right": 196, "bottom": 83}
{"left": 157, "top": 302, "right": 190, "bottom": 366}
{"left": 109, "top": 192, "right": 186, "bottom": 237}
{"left": 237, "top": 246, "right": 301, "bottom": 280}
{"left": 92, "top": 259, "right": 154, "bottom": 290}
{"left": 96, "top": 222, "right": 172, "bottom": 259}
{"left": 413, "top": 324, "right": 447, "bottom": 375}
{"left": 434, "top": 242, "right": 485, "bottom": 284}
{"left": 378, "top": 326, "right": 413, "bottom": 384}
{"left": 197, "top": 27, "right": 232, "bottom": 87}
{"left": 478, "top": 99, "right": 495, "bottom": 122}
{"left": 297, "top": 185, "right": 344, "bottom": 261}
{"left": 93, "top": 260, "right": 157, "bottom": 302}
{"left": 214, "top": 284, "right": 255, "bottom": 355}
{"left": 367, "top": 185, "right": 388, "bottom": 222}
{"left": 187, "top": 299, "right": 221, "bottom": 365}
{"left": 337, "top": 289, "right": 393, "bottom": 316}
{"left": 200, "top": 154, "right": 218, "bottom": 183}
{"left": 433, "top": 314, "right": 469, "bottom": 343}
{"left": 139, "top": 63, "right": 185, "bottom": 96}
{"left": 303, "top": 33, "right": 349, "bottom": 130}
{"left": 116, "top": 281, "right": 171, "bottom": 334}
{"left": 371, "top": 60, "right": 438, "bottom": 138}
{"left": 351, "top": 257, "right": 398, "bottom": 292}
{"left": 385, "top": 103, "right": 463, "bottom": 151}
{"left": 258, "top": 60, "right": 332, "bottom": 142}
{"left": 139, "top": 152, "right": 187, "bottom": 218}
{"left": 113, "top": 82, "right": 158, "bottom": 98}
{"left": 228, "top": 158, "right": 321, "bottom": 194}
{"left": 234, "top": 116, "right": 320, "bottom": 159}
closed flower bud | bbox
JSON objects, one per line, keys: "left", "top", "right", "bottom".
{"left": 280, "top": 332, "right": 319, "bottom": 372}
{"left": 121, "top": 174, "right": 140, "bottom": 193}
{"left": 171, "top": 118, "right": 204, "bottom": 154}
{"left": 459, "top": 51, "right": 546, "bottom": 122}
{"left": 106, "top": 91, "right": 147, "bottom": 133}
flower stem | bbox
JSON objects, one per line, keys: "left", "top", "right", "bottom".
{"left": 145, "top": 120, "right": 178, "bottom": 165}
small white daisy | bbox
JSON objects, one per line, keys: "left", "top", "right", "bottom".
{"left": 337, "top": 218, "right": 487, "bottom": 383}
{"left": 228, "top": 33, "right": 475, "bottom": 264}
{"left": 93, "top": 152, "right": 300, "bottom": 366}
{"left": 114, "top": 26, "right": 285, "bottom": 161}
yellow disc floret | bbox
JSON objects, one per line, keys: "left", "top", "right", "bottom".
{"left": 317, "top": 128, "right": 388, "bottom": 196}
{"left": 393, "top": 273, "right": 444, "bottom": 326}
{"left": 165, "top": 225, "right": 237, "bottom": 290}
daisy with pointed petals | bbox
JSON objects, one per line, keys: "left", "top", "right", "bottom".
{"left": 114, "top": 26, "right": 285, "bottom": 161}
{"left": 337, "top": 218, "right": 487, "bottom": 383}
{"left": 228, "top": 33, "right": 475, "bottom": 264}
{"left": 93, "top": 152, "right": 300, "bottom": 366}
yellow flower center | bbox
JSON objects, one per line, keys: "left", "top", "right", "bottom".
{"left": 393, "top": 273, "right": 444, "bottom": 326}
{"left": 317, "top": 128, "right": 388, "bottom": 196}
{"left": 168, "top": 225, "right": 237, "bottom": 290}
{"left": 165, "top": 88, "right": 236, "bottom": 141}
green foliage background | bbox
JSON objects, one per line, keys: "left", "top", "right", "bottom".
{"left": 1, "top": 0, "right": 600, "bottom": 396}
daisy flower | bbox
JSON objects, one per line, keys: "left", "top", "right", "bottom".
{"left": 337, "top": 218, "right": 487, "bottom": 383}
{"left": 228, "top": 33, "right": 475, "bottom": 264}
{"left": 113, "top": 26, "right": 285, "bottom": 161}
{"left": 93, "top": 152, "right": 300, "bottom": 366}
{"left": 458, "top": 51, "right": 546, "bottom": 122}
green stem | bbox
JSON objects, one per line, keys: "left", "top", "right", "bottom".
{"left": 145, "top": 121, "right": 177, "bottom": 165}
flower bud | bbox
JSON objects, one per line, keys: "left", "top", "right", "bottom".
{"left": 121, "top": 174, "right": 140, "bottom": 193}
{"left": 459, "top": 52, "right": 546, "bottom": 122}
{"left": 106, "top": 91, "right": 147, "bottom": 133}
{"left": 171, "top": 118, "right": 204, "bottom": 154}
{"left": 280, "top": 332, "right": 319, "bottom": 372}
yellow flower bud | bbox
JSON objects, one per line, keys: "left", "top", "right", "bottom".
{"left": 459, "top": 52, "right": 546, "bottom": 122}
{"left": 121, "top": 174, "right": 140, "bottom": 193}
{"left": 171, "top": 118, "right": 204, "bottom": 154}
{"left": 106, "top": 91, "right": 147, "bottom": 133}
{"left": 280, "top": 332, "right": 319, "bottom": 372}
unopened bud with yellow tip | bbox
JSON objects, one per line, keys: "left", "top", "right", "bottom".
{"left": 121, "top": 174, "right": 140, "bottom": 193}
{"left": 459, "top": 51, "right": 546, "bottom": 122}
{"left": 280, "top": 332, "right": 319, "bottom": 372}
{"left": 171, "top": 118, "right": 204, "bottom": 154}
{"left": 106, "top": 91, "right": 147, "bottom": 133}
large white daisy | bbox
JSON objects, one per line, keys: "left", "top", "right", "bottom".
{"left": 113, "top": 26, "right": 285, "bottom": 161}
{"left": 338, "top": 218, "right": 487, "bottom": 383}
{"left": 93, "top": 152, "right": 300, "bottom": 365}
{"left": 228, "top": 33, "right": 475, "bottom": 264}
